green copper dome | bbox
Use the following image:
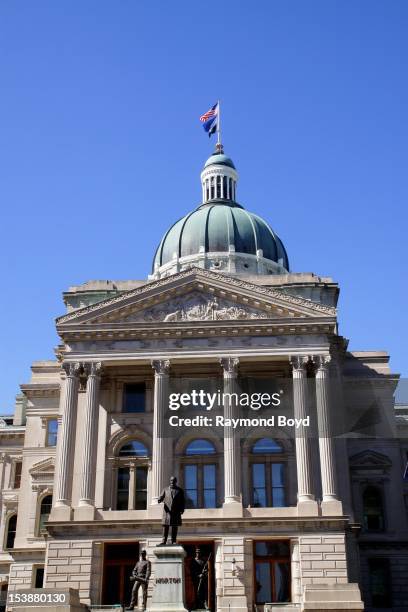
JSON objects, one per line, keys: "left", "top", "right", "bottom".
{"left": 204, "top": 152, "right": 236, "bottom": 169}
{"left": 152, "top": 200, "right": 289, "bottom": 274}
{"left": 150, "top": 147, "right": 289, "bottom": 278}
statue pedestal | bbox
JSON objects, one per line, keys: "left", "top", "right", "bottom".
{"left": 149, "top": 545, "right": 188, "bottom": 612}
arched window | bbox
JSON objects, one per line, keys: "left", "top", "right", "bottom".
{"left": 119, "top": 440, "right": 148, "bottom": 457}
{"left": 183, "top": 439, "right": 217, "bottom": 509}
{"left": 250, "top": 438, "right": 286, "bottom": 508}
{"left": 253, "top": 438, "right": 283, "bottom": 454}
{"left": 38, "top": 495, "right": 52, "bottom": 534}
{"left": 186, "top": 439, "right": 216, "bottom": 455}
{"left": 116, "top": 440, "right": 149, "bottom": 510}
{"left": 6, "top": 514, "right": 17, "bottom": 549}
{"left": 363, "top": 486, "right": 385, "bottom": 531}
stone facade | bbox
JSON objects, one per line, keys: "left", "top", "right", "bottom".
{"left": 0, "top": 268, "right": 405, "bottom": 612}
{"left": 0, "top": 146, "right": 407, "bottom": 612}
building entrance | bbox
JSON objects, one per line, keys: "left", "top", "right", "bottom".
{"left": 183, "top": 541, "right": 214, "bottom": 612}
{"left": 102, "top": 542, "right": 139, "bottom": 607}
{"left": 102, "top": 540, "right": 214, "bottom": 610}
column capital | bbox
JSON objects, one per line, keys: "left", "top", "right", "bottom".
{"left": 289, "top": 355, "right": 309, "bottom": 373}
{"left": 62, "top": 362, "right": 81, "bottom": 378}
{"left": 313, "top": 354, "right": 331, "bottom": 373}
{"left": 151, "top": 359, "right": 170, "bottom": 376}
{"left": 83, "top": 361, "right": 103, "bottom": 377}
{"left": 220, "top": 357, "right": 239, "bottom": 376}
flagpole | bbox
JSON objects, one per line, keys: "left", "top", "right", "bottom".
{"left": 217, "top": 99, "right": 221, "bottom": 147}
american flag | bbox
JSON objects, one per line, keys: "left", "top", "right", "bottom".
{"left": 200, "top": 103, "right": 218, "bottom": 122}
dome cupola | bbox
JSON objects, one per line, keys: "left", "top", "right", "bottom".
{"left": 150, "top": 144, "right": 289, "bottom": 279}
{"left": 201, "top": 143, "right": 238, "bottom": 203}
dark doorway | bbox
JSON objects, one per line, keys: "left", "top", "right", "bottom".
{"left": 102, "top": 542, "right": 139, "bottom": 607}
{"left": 183, "top": 541, "right": 214, "bottom": 612}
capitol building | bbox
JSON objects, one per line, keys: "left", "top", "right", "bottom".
{"left": 0, "top": 144, "right": 407, "bottom": 612}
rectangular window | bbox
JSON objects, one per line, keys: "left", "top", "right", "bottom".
{"left": 185, "top": 465, "right": 198, "bottom": 508}
{"left": 34, "top": 567, "right": 44, "bottom": 588}
{"left": 13, "top": 462, "right": 22, "bottom": 489}
{"left": 252, "top": 463, "right": 267, "bottom": 507}
{"left": 135, "top": 466, "right": 148, "bottom": 510}
{"left": 203, "top": 464, "right": 216, "bottom": 508}
{"left": 271, "top": 463, "right": 285, "bottom": 507}
{"left": 368, "top": 558, "right": 392, "bottom": 608}
{"left": 123, "top": 383, "right": 146, "bottom": 413}
{"left": 117, "top": 467, "right": 130, "bottom": 510}
{"left": 46, "top": 419, "right": 58, "bottom": 446}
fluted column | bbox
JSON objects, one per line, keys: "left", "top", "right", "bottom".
{"left": 220, "top": 357, "right": 241, "bottom": 504}
{"left": 314, "top": 355, "right": 339, "bottom": 504}
{"left": 54, "top": 362, "right": 81, "bottom": 509}
{"left": 151, "top": 359, "right": 170, "bottom": 503}
{"left": 78, "top": 362, "right": 102, "bottom": 507}
{"left": 290, "top": 356, "right": 315, "bottom": 504}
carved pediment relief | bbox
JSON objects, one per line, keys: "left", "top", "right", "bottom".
{"left": 122, "top": 291, "right": 271, "bottom": 323}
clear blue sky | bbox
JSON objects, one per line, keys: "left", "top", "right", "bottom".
{"left": 0, "top": 1, "right": 407, "bottom": 412}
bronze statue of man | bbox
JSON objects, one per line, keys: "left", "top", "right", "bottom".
{"left": 158, "top": 475, "right": 185, "bottom": 545}
{"left": 125, "top": 549, "right": 151, "bottom": 611}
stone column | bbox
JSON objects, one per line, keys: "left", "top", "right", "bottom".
{"left": 150, "top": 360, "right": 170, "bottom": 505}
{"left": 290, "top": 356, "right": 318, "bottom": 515}
{"left": 220, "top": 357, "right": 242, "bottom": 514}
{"left": 314, "top": 355, "right": 342, "bottom": 514}
{"left": 0, "top": 454, "right": 7, "bottom": 508}
{"left": 53, "top": 362, "right": 81, "bottom": 519}
{"left": 77, "top": 362, "right": 102, "bottom": 518}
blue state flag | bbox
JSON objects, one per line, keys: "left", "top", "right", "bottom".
{"left": 199, "top": 103, "right": 219, "bottom": 137}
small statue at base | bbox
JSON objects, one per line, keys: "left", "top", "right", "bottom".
{"left": 125, "top": 549, "right": 151, "bottom": 611}
{"left": 191, "top": 547, "right": 209, "bottom": 610}
{"left": 158, "top": 475, "right": 185, "bottom": 545}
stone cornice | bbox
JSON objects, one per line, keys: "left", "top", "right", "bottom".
{"left": 20, "top": 383, "right": 60, "bottom": 399}
{"left": 58, "top": 317, "right": 336, "bottom": 342}
{"left": 56, "top": 268, "right": 336, "bottom": 326}
{"left": 0, "top": 428, "right": 25, "bottom": 438}
{"left": 46, "top": 515, "right": 349, "bottom": 537}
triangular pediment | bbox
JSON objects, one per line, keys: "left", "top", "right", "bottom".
{"left": 29, "top": 457, "right": 55, "bottom": 477}
{"left": 57, "top": 268, "right": 336, "bottom": 329}
{"left": 349, "top": 450, "right": 392, "bottom": 469}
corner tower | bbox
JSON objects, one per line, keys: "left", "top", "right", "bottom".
{"left": 151, "top": 144, "right": 289, "bottom": 279}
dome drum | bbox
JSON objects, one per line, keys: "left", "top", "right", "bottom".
{"left": 151, "top": 247, "right": 288, "bottom": 279}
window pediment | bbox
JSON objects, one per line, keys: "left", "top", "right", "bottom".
{"left": 349, "top": 450, "right": 392, "bottom": 471}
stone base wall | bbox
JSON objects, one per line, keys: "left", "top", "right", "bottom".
{"left": 38, "top": 533, "right": 364, "bottom": 611}
{"left": 45, "top": 540, "right": 96, "bottom": 604}
{"left": 8, "top": 563, "right": 35, "bottom": 591}
{"left": 299, "top": 534, "right": 348, "bottom": 587}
